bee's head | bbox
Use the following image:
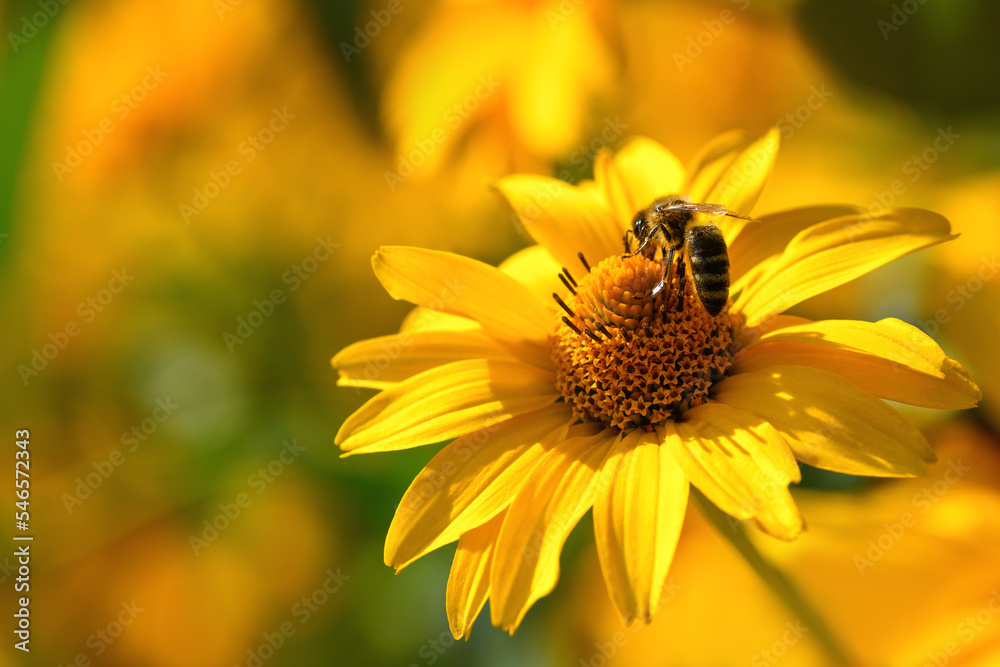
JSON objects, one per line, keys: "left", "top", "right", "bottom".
{"left": 631, "top": 210, "right": 649, "bottom": 240}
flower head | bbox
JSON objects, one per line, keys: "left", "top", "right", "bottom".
{"left": 383, "top": 0, "right": 616, "bottom": 172}
{"left": 333, "top": 130, "right": 980, "bottom": 637}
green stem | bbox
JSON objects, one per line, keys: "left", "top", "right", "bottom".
{"left": 691, "top": 488, "right": 854, "bottom": 666}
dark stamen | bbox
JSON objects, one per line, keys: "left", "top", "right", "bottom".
{"left": 561, "top": 316, "right": 583, "bottom": 336}
{"left": 561, "top": 267, "right": 578, "bottom": 288}
{"left": 583, "top": 327, "right": 601, "bottom": 343}
{"left": 620, "top": 327, "right": 632, "bottom": 342}
{"left": 558, "top": 273, "right": 577, "bottom": 295}
{"left": 578, "top": 252, "right": 592, "bottom": 272}
{"left": 596, "top": 323, "right": 613, "bottom": 339}
{"left": 552, "top": 293, "right": 575, "bottom": 317}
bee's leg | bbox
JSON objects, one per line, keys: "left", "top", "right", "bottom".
{"left": 651, "top": 246, "right": 674, "bottom": 298}
{"left": 632, "top": 236, "right": 650, "bottom": 257}
{"left": 633, "top": 225, "right": 665, "bottom": 260}
{"left": 675, "top": 253, "right": 687, "bottom": 312}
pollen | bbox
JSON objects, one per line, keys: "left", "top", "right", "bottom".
{"left": 550, "top": 253, "right": 740, "bottom": 431}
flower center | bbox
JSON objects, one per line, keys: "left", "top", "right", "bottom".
{"left": 550, "top": 253, "right": 740, "bottom": 431}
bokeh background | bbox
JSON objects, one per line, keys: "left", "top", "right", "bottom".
{"left": 2, "top": 0, "right": 999, "bottom": 665}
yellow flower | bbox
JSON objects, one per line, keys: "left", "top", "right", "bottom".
{"left": 333, "top": 129, "right": 980, "bottom": 637}
{"left": 382, "top": 0, "right": 616, "bottom": 172}
{"left": 557, "top": 421, "right": 1000, "bottom": 667}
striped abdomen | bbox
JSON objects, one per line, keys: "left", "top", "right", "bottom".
{"left": 684, "top": 224, "right": 730, "bottom": 316}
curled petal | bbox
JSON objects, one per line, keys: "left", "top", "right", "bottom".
{"left": 490, "top": 426, "right": 614, "bottom": 633}
{"left": 333, "top": 329, "right": 551, "bottom": 389}
{"left": 446, "top": 511, "right": 506, "bottom": 640}
{"left": 683, "top": 129, "right": 746, "bottom": 202}
{"left": 594, "top": 137, "right": 686, "bottom": 226}
{"left": 668, "top": 407, "right": 802, "bottom": 541}
{"left": 705, "top": 128, "right": 780, "bottom": 243}
{"left": 593, "top": 430, "right": 658, "bottom": 624}
{"left": 729, "top": 204, "right": 866, "bottom": 287}
{"left": 735, "top": 208, "right": 955, "bottom": 328}
{"left": 495, "top": 176, "right": 621, "bottom": 274}
{"left": 734, "top": 318, "right": 980, "bottom": 409}
{"left": 400, "top": 307, "right": 480, "bottom": 334}
{"left": 374, "top": 246, "right": 554, "bottom": 343}
{"left": 498, "top": 244, "right": 566, "bottom": 308}
{"left": 593, "top": 428, "right": 689, "bottom": 624}
{"left": 384, "top": 403, "right": 573, "bottom": 569}
{"left": 336, "top": 359, "right": 558, "bottom": 455}
{"left": 713, "top": 365, "right": 935, "bottom": 477}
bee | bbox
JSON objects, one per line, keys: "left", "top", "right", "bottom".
{"left": 626, "top": 195, "right": 753, "bottom": 316}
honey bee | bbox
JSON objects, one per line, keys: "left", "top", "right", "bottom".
{"left": 626, "top": 195, "right": 753, "bottom": 316}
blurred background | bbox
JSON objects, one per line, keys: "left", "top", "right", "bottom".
{"left": 1, "top": 0, "right": 999, "bottom": 665}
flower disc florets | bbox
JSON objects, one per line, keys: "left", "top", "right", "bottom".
{"left": 551, "top": 253, "right": 740, "bottom": 431}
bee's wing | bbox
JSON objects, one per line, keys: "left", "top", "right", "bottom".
{"left": 667, "top": 202, "right": 753, "bottom": 220}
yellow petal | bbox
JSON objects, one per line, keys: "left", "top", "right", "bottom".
{"left": 728, "top": 204, "right": 865, "bottom": 286}
{"left": 733, "top": 314, "right": 812, "bottom": 357}
{"left": 400, "top": 307, "right": 480, "bottom": 334}
{"left": 735, "top": 208, "right": 955, "bottom": 328}
{"left": 683, "top": 129, "right": 746, "bottom": 202}
{"left": 384, "top": 403, "right": 574, "bottom": 569}
{"left": 333, "top": 329, "right": 551, "bottom": 389}
{"left": 594, "top": 137, "right": 686, "bottom": 226}
{"left": 734, "top": 318, "right": 981, "bottom": 409}
{"left": 383, "top": 3, "right": 515, "bottom": 173}
{"left": 651, "top": 433, "right": 688, "bottom": 615}
{"left": 592, "top": 430, "right": 654, "bottom": 624}
{"left": 446, "top": 511, "right": 505, "bottom": 640}
{"left": 498, "top": 244, "right": 566, "bottom": 308}
{"left": 683, "top": 402, "right": 803, "bottom": 540}
{"left": 593, "top": 428, "right": 687, "bottom": 624}
{"left": 490, "top": 427, "right": 615, "bottom": 633}
{"left": 706, "top": 128, "right": 780, "bottom": 244}
{"left": 373, "top": 246, "right": 553, "bottom": 343}
{"left": 336, "top": 359, "right": 558, "bottom": 455}
{"left": 506, "top": 7, "right": 614, "bottom": 157}
{"left": 668, "top": 406, "right": 802, "bottom": 541}
{"left": 495, "top": 175, "right": 621, "bottom": 273}
{"left": 686, "top": 402, "right": 802, "bottom": 485}
{"left": 713, "top": 365, "right": 935, "bottom": 477}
